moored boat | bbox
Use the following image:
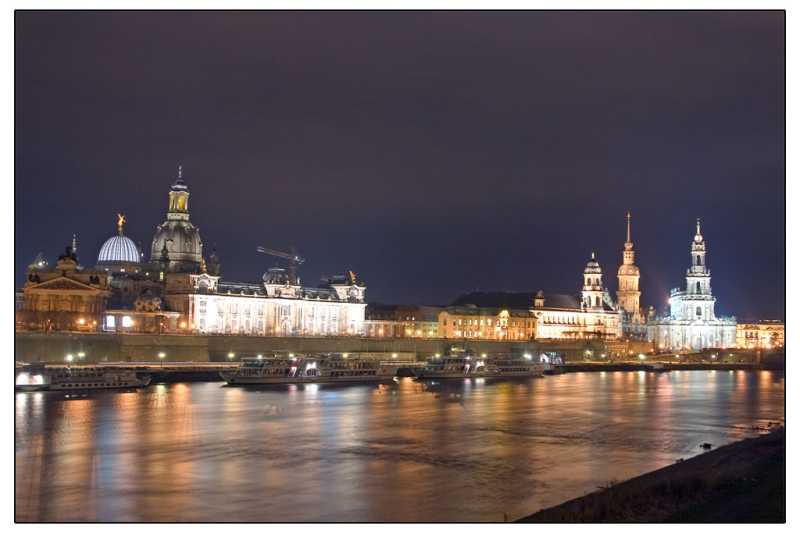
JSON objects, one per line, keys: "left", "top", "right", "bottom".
{"left": 220, "top": 354, "right": 397, "bottom": 385}
{"left": 15, "top": 363, "right": 50, "bottom": 391}
{"left": 648, "top": 363, "right": 670, "bottom": 372}
{"left": 16, "top": 364, "right": 151, "bottom": 391}
{"left": 416, "top": 349, "right": 547, "bottom": 379}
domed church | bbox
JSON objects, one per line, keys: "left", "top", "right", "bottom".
{"left": 150, "top": 165, "right": 204, "bottom": 273}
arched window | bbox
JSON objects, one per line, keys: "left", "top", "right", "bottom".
{"left": 595, "top": 296, "right": 600, "bottom": 307}
{"left": 696, "top": 255, "right": 701, "bottom": 266}
{"left": 696, "top": 281, "right": 701, "bottom": 293}
{"left": 696, "top": 306, "right": 702, "bottom": 317}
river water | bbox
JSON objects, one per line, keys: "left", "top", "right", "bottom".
{"left": 15, "top": 370, "right": 784, "bottom": 522}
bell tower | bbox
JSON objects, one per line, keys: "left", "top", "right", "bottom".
{"left": 582, "top": 252, "right": 604, "bottom": 310}
{"left": 167, "top": 164, "right": 190, "bottom": 221}
{"left": 616, "top": 211, "right": 642, "bottom": 321}
{"left": 686, "top": 218, "right": 712, "bottom": 297}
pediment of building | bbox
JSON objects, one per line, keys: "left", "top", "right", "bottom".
{"left": 29, "top": 276, "right": 100, "bottom": 292}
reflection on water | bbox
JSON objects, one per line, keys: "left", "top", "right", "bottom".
{"left": 15, "top": 371, "right": 784, "bottom": 522}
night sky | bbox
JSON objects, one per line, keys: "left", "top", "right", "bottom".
{"left": 15, "top": 11, "right": 785, "bottom": 320}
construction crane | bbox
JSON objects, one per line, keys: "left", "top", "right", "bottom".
{"left": 256, "top": 245, "right": 305, "bottom": 285}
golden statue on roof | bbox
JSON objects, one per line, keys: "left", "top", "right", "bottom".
{"left": 117, "top": 213, "right": 126, "bottom": 234}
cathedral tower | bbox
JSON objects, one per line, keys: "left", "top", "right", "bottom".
{"left": 582, "top": 252, "right": 604, "bottom": 310}
{"left": 668, "top": 218, "right": 716, "bottom": 321}
{"left": 616, "top": 212, "right": 642, "bottom": 322}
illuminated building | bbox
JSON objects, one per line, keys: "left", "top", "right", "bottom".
{"left": 438, "top": 306, "right": 535, "bottom": 340}
{"left": 166, "top": 271, "right": 367, "bottom": 336}
{"left": 736, "top": 321, "right": 784, "bottom": 350}
{"left": 364, "top": 305, "right": 442, "bottom": 337}
{"left": 17, "top": 166, "right": 367, "bottom": 337}
{"left": 443, "top": 254, "right": 622, "bottom": 340}
{"left": 18, "top": 242, "right": 111, "bottom": 331}
{"left": 647, "top": 219, "right": 736, "bottom": 350}
{"left": 145, "top": 169, "right": 367, "bottom": 335}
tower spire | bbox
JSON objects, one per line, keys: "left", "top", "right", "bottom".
{"left": 71, "top": 233, "right": 78, "bottom": 255}
{"left": 626, "top": 211, "right": 632, "bottom": 243}
{"left": 696, "top": 217, "right": 701, "bottom": 235}
{"left": 178, "top": 163, "right": 182, "bottom": 180}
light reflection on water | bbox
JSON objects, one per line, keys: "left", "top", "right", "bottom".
{"left": 16, "top": 370, "right": 784, "bottom": 522}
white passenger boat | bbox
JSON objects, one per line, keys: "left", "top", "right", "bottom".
{"left": 416, "top": 350, "right": 547, "bottom": 379}
{"left": 220, "top": 354, "right": 397, "bottom": 385}
{"left": 415, "top": 355, "right": 492, "bottom": 379}
{"left": 15, "top": 364, "right": 151, "bottom": 391}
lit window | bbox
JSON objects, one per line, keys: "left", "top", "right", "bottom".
{"left": 122, "top": 315, "right": 133, "bottom": 328}
{"left": 105, "top": 315, "right": 115, "bottom": 328}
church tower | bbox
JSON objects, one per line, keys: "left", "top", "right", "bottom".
{"left": 668, "top": 218, "right": 716, "bottom": 321}
{"left": 687, "top": 218, "right": 712, "bottom": 298}
{"left": 582, "top": 252, "right": 604, "bottom": 310}
{"left": 616, "top": 212, "right": 642, "bottom": 322}
{"left": 150, "top": 165, "right": 204, "bottom": 273}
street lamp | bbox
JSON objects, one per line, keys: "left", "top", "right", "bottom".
{"left": 65, "top": 354, "right": 74, "bottom": 366}
{"left": 77, "top": 352, "right": 86, "bottom": 361}
{"left": 228, "top": 352, "right": 235, "bottom": 360}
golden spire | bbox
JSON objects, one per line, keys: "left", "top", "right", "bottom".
{"left": 117, "top": 213, "right": 126, "bottom": 235}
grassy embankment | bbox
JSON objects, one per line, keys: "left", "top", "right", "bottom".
{"left": 519, "top": 427, "right": 785, "bottom": 523}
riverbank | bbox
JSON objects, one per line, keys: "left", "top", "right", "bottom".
{"left": 561, "top": 362, "right": 769, "bottom": 372}
{"left": 519, "top": 427, "right": 785, "bottom": 523}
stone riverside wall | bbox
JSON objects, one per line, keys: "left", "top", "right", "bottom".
{"left": 14, "top": 332, "right": 607, "bottom": 363}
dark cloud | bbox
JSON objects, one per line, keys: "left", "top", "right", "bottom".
{"left": 15, "top": 11, "right": 785, "bottom": 319}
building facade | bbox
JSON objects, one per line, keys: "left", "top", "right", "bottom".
{"left": 364, "top": 305, "right": 442, "bottom": 338}
{"left": 648, "top": 219, "right": 736, "bottom": 350}
{"left": 438, "top": 306, "right": 535, "bottom": 340}
{"left": 736, "top": 321, "right": 784, "bottom": 350}
{"left": 165, "top": 273, "right": 367, "bottom": 336}
{"left": 442, "top": 254, "right": 622, "bottom": 341}
{"left": 18, "top": 245, "right": 111, "bottom": 332}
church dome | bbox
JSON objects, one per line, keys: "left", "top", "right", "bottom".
{"left": 98, "top": 235, "right": 140, "bottom": 264}
{"left": 149, "top": 167, "right": 204, "bottom": 273}
{"left": 150, "top": 221, "right": 203, "bottom": 271}
{"left": 97, "top": 214, "right": 140, "bottom": 265}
